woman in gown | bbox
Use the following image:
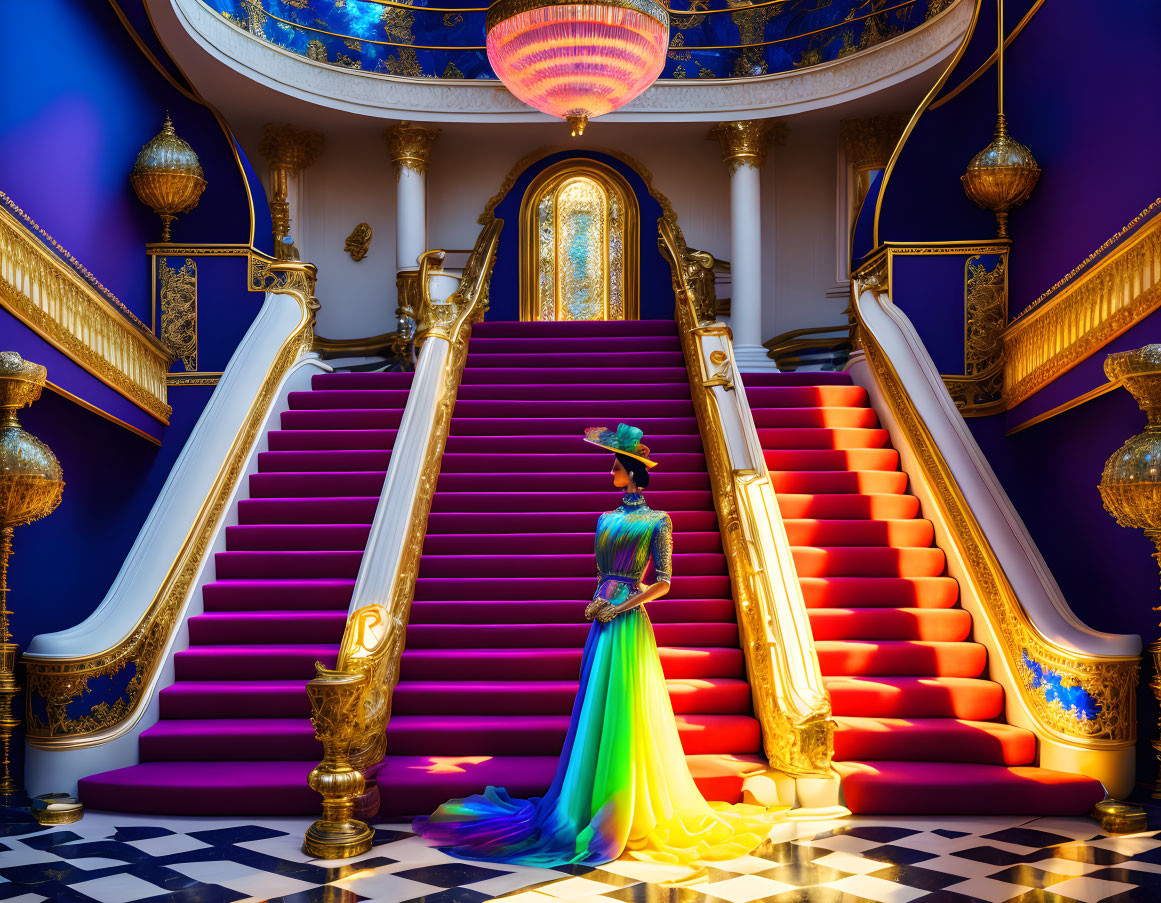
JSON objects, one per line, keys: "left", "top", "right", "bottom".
{"left": 414, "top": 424, "right": 774, "bottom": 867}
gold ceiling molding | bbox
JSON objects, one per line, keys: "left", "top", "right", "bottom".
{"left": 0, "top": 203, "right": 172, "bottom": 424}
{"left": 1003, "top": 211, "right": 1161, "bottom": 410}
{"left": 24, "top": 262, "right": 319, "bottom": 748}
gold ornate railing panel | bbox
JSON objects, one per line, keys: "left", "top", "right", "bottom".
{"left": 0, "top": 203, "right": 173, "bottom": 423}
{"left": 660, "top": 218, "right": 833, "bottom": 777}
{"left": 1003, "top": 207, "right": 1161, "bottom": 410}
{"left": 850, "top": 268, "right": 1139, "bottom": 748}
{"left": 24, "top": 263, "right": 319, "bottom": 748}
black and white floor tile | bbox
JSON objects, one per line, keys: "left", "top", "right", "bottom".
{"left": 0, "top": 809, "right": 1157, "bottom": 902}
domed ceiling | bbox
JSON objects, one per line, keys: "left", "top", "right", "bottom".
{"left": 215, "top": 0, "right": 955, "bottom": 82}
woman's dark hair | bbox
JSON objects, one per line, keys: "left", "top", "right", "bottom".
{"left": 615, "top": 452, "right": 650, "bottom": 488}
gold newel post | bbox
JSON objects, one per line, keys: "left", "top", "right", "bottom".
{"left": 1100, "top": 344, "right": 1161, "bottom": 803}
{"left": 0, "top": 353, "right": 64, "bottom": 793}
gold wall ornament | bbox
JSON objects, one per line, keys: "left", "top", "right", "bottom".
{"left": 707, "top": 119, "right": 787, "bottom": 173}
{"left": 258, "top": 125, "right": 324, "bottom": 260}
{"left": 850, "top": 281, "right": 1140, "bottom": 747}
{"left": 158, "top": 259, "right": 198, "bottom": 372}
{"left": 840, "top": 114, "right": 908, "bottom": 216}
{"left": 1003, "top": 209, "right": 1161, "bottom": 411}
{"left": 1098, "top": 345, "right": 1161, "bottom": 791}
{"left": 130, "top": 115, "right": 207, "bottom": 243}
{"left": 943, "top": 252, "right": 1007, "bottom": 415}
{"left": 344, "top": 223, "right": 373, "bottom": 261}
{"left": 519, "top": 160, "right": 639, "bottom": 322}
{"left": 24, "top": 261, "right": 318, "bottom": 748}
{"left": 0, "top": 204, "right": 172, "bottom": 424}
{"left": 0, "top": 353, "right": 64, "bottom": 792}
{"left": 960, "top": 0, "right": 1039, "bottom": 239}
{"left": 383, "top": 122, "right": 440, "bottom": 177}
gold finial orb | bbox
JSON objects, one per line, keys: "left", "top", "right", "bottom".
{"left": 962, "top": 114, "right": 1040, "bottom": 239}
{"left": 0, "top": 352, "right": 64, "bottom": 530}
{"left": 130, "top": 115, "right": 207, "bottom": 243}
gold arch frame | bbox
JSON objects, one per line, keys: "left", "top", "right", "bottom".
{"left": 519, "top": 159, "right": 640, "bottom": 323}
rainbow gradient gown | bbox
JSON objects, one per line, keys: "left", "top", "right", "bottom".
{"left": 414, "top": 491, "right": 773, "bottom": 867}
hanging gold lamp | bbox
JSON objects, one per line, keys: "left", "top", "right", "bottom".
{"left": 961, "top": 0, "right": 1040, "bottom": 239}
{"left": 131, "top": 115, "right": 207, "bottom": 242}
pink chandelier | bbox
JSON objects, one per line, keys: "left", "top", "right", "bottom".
{"left": 486, "top": 0, "right": 670, "bottom": 136}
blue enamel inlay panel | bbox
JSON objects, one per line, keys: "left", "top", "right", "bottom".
{"left": 1021, "top": 650, "right": 1100, "bottom": 721}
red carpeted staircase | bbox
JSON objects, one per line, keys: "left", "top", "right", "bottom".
{"left": 79, "top": 369, "right": 413, "bottom": 814}
{"left": 745, "top": 370, "right": 1105, "bottom": 814}
{"left": 376, "top": 318, "right": 766, "bottom": 816}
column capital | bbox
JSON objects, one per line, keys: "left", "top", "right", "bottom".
{"left": 840, "top": 113, "right": 908, "bottom": 173}
{"left": 708, "top": 120, "right": 787, "bottom": 173}
{"left": 384, "top": 122, "right": 441, "bottom": 176}
{"left": 258, "top": 124, "right": 324, "bottom": 172}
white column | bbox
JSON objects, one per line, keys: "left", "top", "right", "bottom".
{"left": 258, "top": 125, "right": 323, "bottom": 261}
{"left": 395, "top": 164, "right": 427, "bottom": 272}
{"left": 709, "top": 120, "right": 786, "bottom": 372}
{"left": 384, "top": 123, "right": 440, "bottom": 325}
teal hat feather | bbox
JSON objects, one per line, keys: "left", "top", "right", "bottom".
{"left": 582, "top": 423, "right": 658, "bottom": 469}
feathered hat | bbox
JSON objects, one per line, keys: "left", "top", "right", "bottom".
{"left": 583, "top": 423, "right": 658, "bottom": 469}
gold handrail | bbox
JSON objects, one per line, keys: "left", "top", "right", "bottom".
{"left": 24, "top": 261, "right": 320, "bottom": 747}
{"left": 304, "top": 220, "right": 503, "bottom": 858}
{"left": 659, "top": 218, "right": 833, "bottom": 778}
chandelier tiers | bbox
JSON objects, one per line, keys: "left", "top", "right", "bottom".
{"left": 485, "top": 0, "right": 669, "bottom": 136}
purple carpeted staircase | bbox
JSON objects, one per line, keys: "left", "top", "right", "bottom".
{"left": 79, "top": 369, "right": 413, "bottom": 815}
{"left": 80, "top": 319, "right": 767, "bottom": 816}
{"left": 374, "top": 319, "right": 765, "bottom": 816}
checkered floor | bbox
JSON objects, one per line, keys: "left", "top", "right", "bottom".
{"left": 0, "top": 809, "right": 1157, "bottom": 902}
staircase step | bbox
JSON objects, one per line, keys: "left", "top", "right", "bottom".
{"left": 202, "top": 578, "right": 355, "bottom": 611}
{"left": 824, "top": 676, "right": 1004, "bottom": 720}
{"left": 835, "top": 761, "right": 1106, "bottom": 815}
{"left": 188, "top": 611, "right": 348, "bottom": 645}
{"left": 225, "top": 524, "right": 372, "bottom": 552}
{"left": 237, "top": 497, "right": 378, "bottom": 525}
{"left": 751, "top": 407, "right": 879, "bottom": 429}
{"left": 175, "top": 645, "right": 338, "bottom": 680}
{"left": 280, "top": 410, "right": 404, "bottom": 430}
{"left": 452, "top": 399, "right": 694, "bottom": 418}
{"left": 743, "top": 385, "right": 867, "bottom": 407}
{"left": 429, "top": 490, "right": 712, "bottom": 513}
{"left": 416, "top": 552, "right": 724, "bottom": 579}
{"left": 400, "top": 647, "right": 746, "bottom": 681}
{"left": 465, "top": 351, "right": 685, "bottom": 368}
{"left": 782, "top": 518, "right": 932, "bottom": 547}
{"left": 450, "top": 417, "right": 699, "bottom": 437}
{"left": 771, "top": 471, "right": 908, "bottom": 495}
{"left": 816, "top": 640, "right": 986, "bottom": 677}
{"left": 800, "top": 577, "right": 960, "bottom": 609}
{"left": 425, "top": 510, "right": 717, "bottom": 534}
{"left": 777, "top": 493, "right": 920, "bottom": 519}
{"left": 408, "top": 598, "right": 738, "bottom": 624}
{"left": 444, "top": 434, "right": 704, "bottom": 454}
{"left": 267, "top": 429, "right": 398, "bottom": 451}
{"left": 160, "top": 681, "right": 311, "bottom": 719}
{"left": 807, "top": 608, "right": 971, "bottom": 642}
{"left": 257, "top": 450, "right": 391, "bottom": 472}
{"left": 414, "top": 575, "right": 731, "bottom": 600}
{"left": 791, "top": 546, "right": 946, "bottom": 578}
{"left": 422, "top": 531, "right": 720, "bottom": 556}
{"left": 756, "top": 427, "right": 890, "bottom": 450}
{"left": 472, "top": 319, "right": 678, "bottom": 338}
{"left": 402, "top": 622, "right": 739, "bottom": 649}
{"left": 462, "top": 367, "right": 689, "bottom": 385}
{"left": 248, "top": 471, "right": 386, "bottom": 498}
{"left": 286, "top": 389, "right": 411, "bottom": 410}
{"left": 433, "top": 473, "right": 711, "bottom": 494}
{"left": 834, "top": 717, "right": 1036, "bottom": 766}
{"left": 386, "top": 714, "right": 760, "bottom": 756}
{"left": 214, "top": 550, "right": 363, "bottom": 579}
{"left": 765, "top": 448, "right": 899, "bottom": 472}
{"left": 458, "top": 382, "right": 692, "bottom": 401}
{"left": 311, "top": 371, "right": 414, "bottom": 390}
{"left": 467, "top": 335, "right": 679, "bottom": 354}
{"left": 438, "top": 452, "right": 708, "bottom": 474}
{"left": 744, "top": 372, "right": 853, "bottom": 387}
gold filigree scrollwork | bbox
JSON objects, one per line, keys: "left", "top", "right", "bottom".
{"left": 0, "top": 204, "right": 172, "bottom": 423}
{"left": 727, "top": 0, "right": 773, "bottom": 77}
{"left": 344, "top": 224, "right": 373, "bottom": 262}
{"left": 660, "top": 218, "right": 833, "bottom": 776}
{"left": 23, "top": 262, "right": 320, "bottom": 747}
{"left": 383, "top": 122, "right": 440, "bottom": 177}
{"left": 159, "top": 259, "right": 198, "bottom": 372}
{"left": 943, "top": 253, "right": 1007, "bottom": 416}
{"left": 258, "top": 125, "right": 324, "bottom": 261}
{"left": 707, "top": 120, "right": 787, "bottom": 174}
{"left": 853, "top": 285, "right": 1139, "bottom": 745}
{"left": 1004, "top": 210, "right": 1161, "bottom": 410}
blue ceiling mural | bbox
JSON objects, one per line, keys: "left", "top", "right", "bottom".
{"left": 215, "top": 0, "right": 954, "bottom": 81}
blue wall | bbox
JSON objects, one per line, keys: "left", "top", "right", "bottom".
{"left": 0, "top": 0, "right": 267, "bottom": 652}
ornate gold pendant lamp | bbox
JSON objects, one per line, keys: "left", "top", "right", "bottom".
{"left": 0, "top": 353, "right": 64, "bottom": 793}
{"left": 486, "top": 0, "right": 669, "bottom": 136}
{"left": 1100, "top": 345, "right": 1161, "bottom": 797}
{"left": 131, "top": 115, "right": 206, "bottom": 242}
{"left": 961, "top": 0, "right": 1040, "bottom": 239}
